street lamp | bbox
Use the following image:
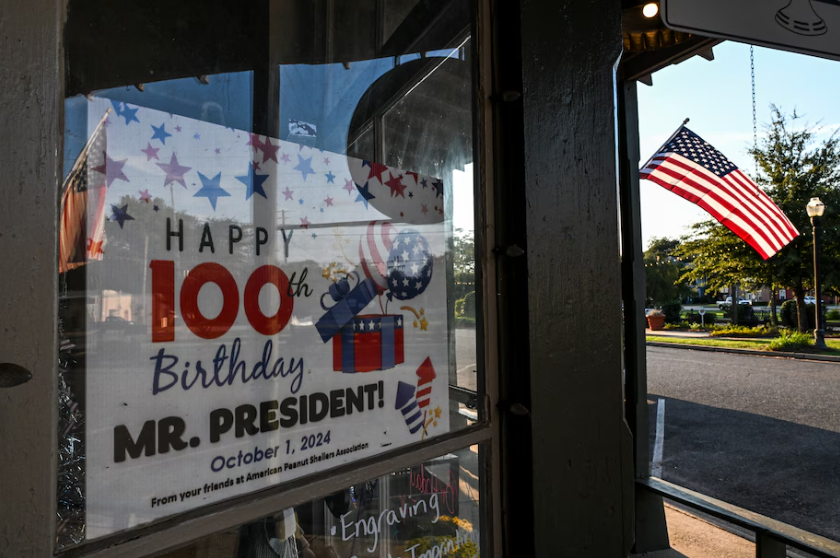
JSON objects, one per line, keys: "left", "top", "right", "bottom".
{"left": 807, "top": 197, "right": 827, "bottom": 349}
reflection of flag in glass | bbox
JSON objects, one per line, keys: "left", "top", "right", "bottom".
{"left": 59, "top": 111, "right": 109, "bottom": 273}
{"left": 395, "top": 381, "right": 424, "bottom": 434}
{"left": 640, "top": 126, "right": 799, "bottom": 260}
{"left": 288, "top": 119, "right": 317, "bottom": 138}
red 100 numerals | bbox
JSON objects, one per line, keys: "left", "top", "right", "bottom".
{"left": 150, "top": 260, "right": 294, "bottom": 342}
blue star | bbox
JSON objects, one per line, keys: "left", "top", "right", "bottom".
{"left": 325, "top": 171, "right": 335, "bottom": 184}
{"left": 153, "top": 205, "right": 160, "bottom": 212}
{"left": 408, "top": 191, "right": 413, "bottom": 198}
{"left": 235, "top": 166, "right": 269, "bottom": 200}
{"left": 311, "top": 233, "right": 318, "bottom": 239}
{"left": 420, "top": 178, "right": 428, "bottom": 188}
{"left": 110, "top": 99, "right": 124, "bottom": 115}
{"left": 194, "top": 133, "right": 201, "bottom": 140}
{"left": 193, "top": 172, "right": 230, "bottom": 210}
{"left": 109, "top": 204, "right": 134, "bottom": 229}
{"left": 120, "top": 105, "right": 139, "bottom": 125}
{"left": 151, "top": 123, "right": 172, "bottom": 145}
{"left": 320, "top": 208, "right": 324, "bottom": 213}
{"left": 299, "top": 198, "right": 304, "bottom": 205}
{"left": 355, "top": 181, "right": 375, "bottom": 209}
{"left": 294, "top": 154, "right": 315, "bottom": 181}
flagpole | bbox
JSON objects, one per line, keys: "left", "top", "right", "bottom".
{"left": 640, "top": 117, "right": 690, "bottom": 170}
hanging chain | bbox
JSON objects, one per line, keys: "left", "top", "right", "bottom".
{"left": 750, "top": 45, "right": 758, "bottom": 175}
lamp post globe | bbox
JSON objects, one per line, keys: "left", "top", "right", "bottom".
{"left": 808, "top": 197, "right": 827, "bottom": 349}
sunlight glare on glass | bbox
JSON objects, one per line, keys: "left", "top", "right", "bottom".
{"left": 643, "top": 2, "right": 659, "bottom": 18}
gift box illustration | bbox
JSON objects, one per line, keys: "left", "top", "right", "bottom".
{"left": 332, "top": 314, "right": 405, "bottom": 373}
{"left": 315, "top": 272, "right": 378, "bottom": 343}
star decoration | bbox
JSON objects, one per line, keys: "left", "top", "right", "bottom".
{"left": 262, "top": 138, "right": 280, "bottom": 163}
{"left": 324, "top": 196, "right": 334, "bottom": 207}
{"left": 282, "top": 186, "right": 294, "bottom": 201}
{"left": 156, "top": 153, "right": 192, "bottom": 188}
{"left": 419, "top": 316, "right": 429, "bottom": 331}
{"left": 193, "top": 172, "right": 230, "bottom": 210}
{"left": 355, "top": 181, "right": 375, "bottom": 208}
{"left": 153, "top": 205, "right": 160, "bottom": 212}
{"left": 141, "top": 143, "right": 160, "bottom": 161}
{"left": 385, "top": 174, "right": 407, "bottom": 198}
{"left": 281, "top": 153, "right": 291, "bottom": 163}
{"left": 322, "top": 267, "right": 332, "bottom": 279}
{"left": 175, "top": 125, "right": 182, "bottom": 133}
{"left": 151, "top": 123, "right": 172, "bottom": 144}
{"left": 92, "top": 153, "right": 130, "bottom": 188}
{"left": 367, "top": 161, "right": 389, "bottom": 183}
{"left": 294, "top": 154, "right": 315, "bottom": 181}
{"left": 432, "top": 179, "right": 443, "bottom": 198}
{"left": 299, "top": 198, "right": 304, "bottom": 205}
{"left": 421, "top": 204, "right": 429, "bottom": 215}
{"left": 406, "top": 170, "right": 419, "bottom": 183}
{"left": 300, "top": 217, "right": 310, "bottom": 229}
{"left": 413, "top": 320, "right": 418, "bottom": 328}
{"left": 343, "top": 179, "right": 355, "bottom": 195}
{"left": 324, "top": 157, "right": 330, "bottom": 165}
{"left": 235, "top": 166, "right": 269, "bottom": 200}
{"left": 193, "top": 133, "right": 201, "bottom": 140}
{"left": 139, "top": 189, "right": 152, "bottom": 203}
{"left": 214, "top": 148, "right": 221, "bottom": 154}
{"left": 246, "top": 134, "right": 263, "bottom": 150}
{"left": 421, "top": 178, "right": 428, "bottom": 188}
{"left": 110, "top": 204, "right": 134, "bottom": 229}
{"left": 119, "top": 105, "right": 140, "bottom": 125}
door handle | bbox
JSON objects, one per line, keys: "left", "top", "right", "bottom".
{"left": 0, "top": 363, "right": 32, "bottom": 388}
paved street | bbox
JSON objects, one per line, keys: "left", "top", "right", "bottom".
{"left": 648, "top": 346, "right": 840, "bottom": 541}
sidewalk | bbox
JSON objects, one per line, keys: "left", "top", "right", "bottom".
{"left": 632, "top": 503, "right": 754, "bottom": 558}
{"left": 645, "top": 329, "right": 711, "bottom": 338}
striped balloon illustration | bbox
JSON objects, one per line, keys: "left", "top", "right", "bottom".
{"left": 359, "top": 220, "right": 397, "bottom": 294}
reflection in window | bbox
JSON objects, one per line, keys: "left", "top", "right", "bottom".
{"left": 161, "top": 445, "right": 483, "bottom": 558}
{"left": 58, "top": 0, "right": 478, "bottom": 547}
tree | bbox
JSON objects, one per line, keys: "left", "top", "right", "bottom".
{"left": 644, "top": 237, "right": 692, "bottom": 306}
{"left": 678, "top": 106, "right": 840, "bottom": 331}
{"left": 451, "top": 228, "right": 475, "bottom": 301}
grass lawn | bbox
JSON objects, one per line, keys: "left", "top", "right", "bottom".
{"left": 646, "top": 335, "right": 840, "bottom": 357}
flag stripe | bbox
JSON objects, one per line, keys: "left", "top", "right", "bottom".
{"left": 650, "top": 156, "right": 789, "bottom": 251}
{"left": 642, "top": 162, "right": 778, "bottom": 257}
{"left": 655, "top": 155, "right": 792, "bottom": 248}
{"left": 727, "top": 170, "right": 798, "bottom": 238}
{"left": 642, "top": 173, "right": 774, "bottom": 259}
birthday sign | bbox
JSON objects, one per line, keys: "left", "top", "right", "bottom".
{"left": 76, "top": 98, "right": 452, "bottom": 539}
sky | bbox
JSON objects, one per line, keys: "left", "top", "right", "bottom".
{"left": 638, "top": 41, "right": 840, "bottom": 250}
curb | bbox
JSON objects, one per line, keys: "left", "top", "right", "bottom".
{"left": 646, "top": 341, "right": 840, "bottom": 363}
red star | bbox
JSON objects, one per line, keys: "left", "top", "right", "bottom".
{"left": 405, "top": 171, "right": 419, "bottom": 183}
{"left": 281, "top": 153, "right": 291, "bottom": 163}
{"left": 246, "top": 133, "right": 263, "bottom": 150}
{"left": 175, "top": 125, "right": 182, "bottom": 133}
{"left": 252, "top": 160, "right": 261, "bottom": 171}
{"left": 324, "top": 196, "right": 334, "bottom": 207}
{"left": 300, "top": 217, "right": 310, "bottom": 229}
{"left": 421, "top": 204, "right": 429, "bottom": 215}
{"left": 385, "top": 174, "right": 407, "bottom": 198}
{"left": 139, "top": 189, "right": 152, "bottom": 203}
{"left": 367, "top": 162, "right": 389, "bottom": 183}
{"left": 261, "top": 138, "right": 280, "bottom": 163}
{"left": 324, "top": 157, "right": 330, "bottom": 165}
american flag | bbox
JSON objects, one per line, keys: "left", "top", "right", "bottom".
{"left": 59, "top": 111, "right": 109, "bottom": 273}
{"left": 640, "top": 126, "right": 799, "bottom": 260}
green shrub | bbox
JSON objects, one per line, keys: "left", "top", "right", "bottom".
{"left": 780, "top": 300, "right": 816, "bottom": 329}
{"left": 462, "top": 291, "right": 476, "bottom": 318}
{"left": 686, "top": 312, "right": 715, "bottom": 326}
{"left": 689, "top": 322, "right": 702, "bottom": 331}
{"left": 711, "top": 325, "right": 779, "bottom": 338}
{"left": 663, "top": 323, "right": 686, "bottom": 330}
{"left": 780, "top": 300, "right": 798, "bottom": 328}
{"left": 768, "top": 331, "right": 813, "bottom": 352}
{"left": 661, "top": 300, "right": 682, "bottom": 324}
{"left": 827, "top": 309, "right": 840, "bottom": 321}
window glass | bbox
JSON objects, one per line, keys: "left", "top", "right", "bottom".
{"left": 159, "top": 445, "right": 483, "bottom": 558}
{"left": 57, "top": 0, "right": 478, "bottom": 548}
